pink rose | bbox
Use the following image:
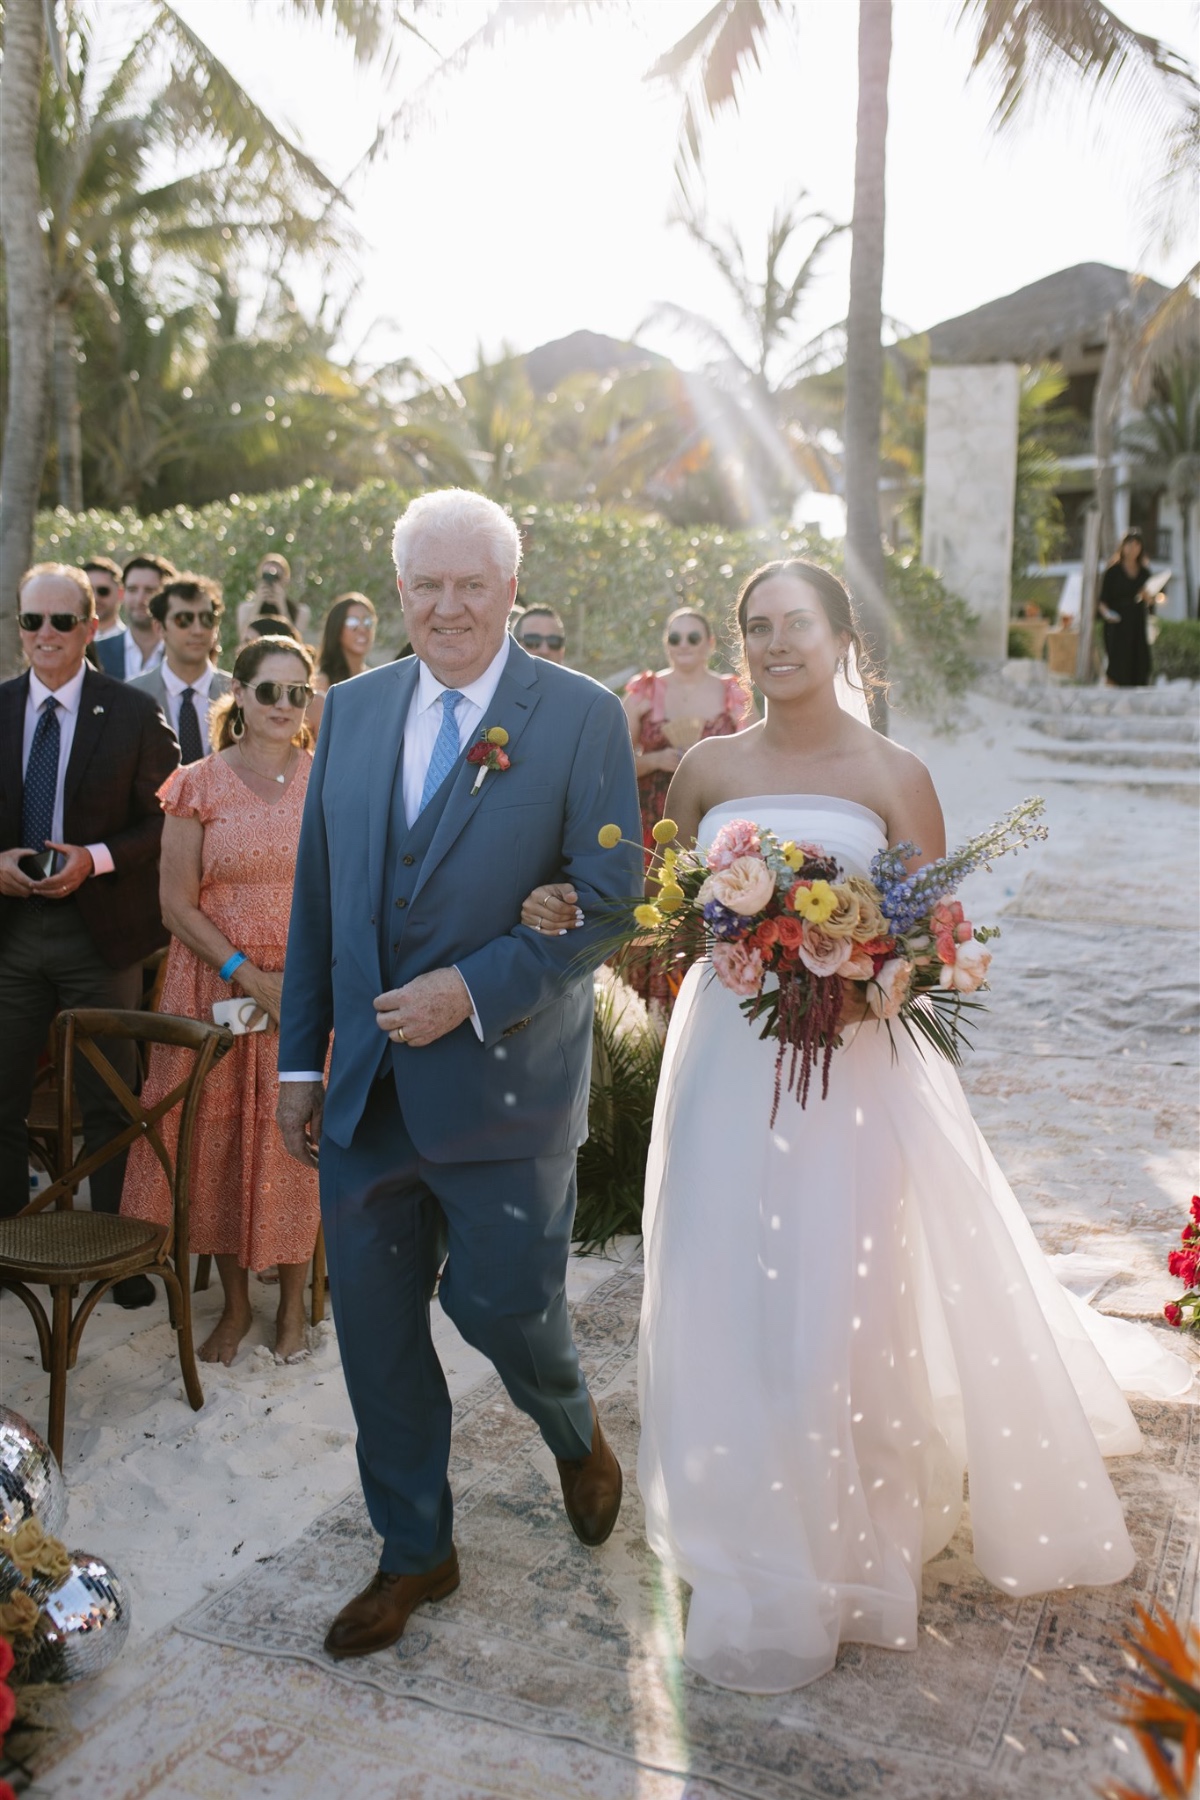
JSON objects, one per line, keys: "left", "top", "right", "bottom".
{"left": 711, "top": 940, "right": 765, "bottom": 997}
{"left": 938, "top": 938, "right": 991, "bottom": 995}
{"left": 841, "top": 946, "right": 876, "bottom": 980}
{"left": 797, "top": 921, "right": 854, "bottom": 977}
{"left": 866, "top": 957, "right": 913, "bottom": 1019}
{"left": 709, "top": 855, "right": 776, "bottom": 916}
{"left": 707, "top": 819, "right": 762, "bottom": 871}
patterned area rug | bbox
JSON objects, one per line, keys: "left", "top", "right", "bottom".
{"left": 154, "top": 1260, "right": 1198, "bottom": 1800}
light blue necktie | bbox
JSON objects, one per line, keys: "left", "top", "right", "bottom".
{"left": 418, "top": 689, "right": 463, "bottom": 815}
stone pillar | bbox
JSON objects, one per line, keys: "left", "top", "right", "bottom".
{"left": 921, "top": 364, "right": 1021, "bottom": 661}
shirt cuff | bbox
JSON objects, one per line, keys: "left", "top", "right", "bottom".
{"left": 453, "top": 965, "right": 484, "bottom": 1041}
{"left": 278, "top": 1071, "right": 325, "bottom": 1082}
{"left": 86, "top": 843, "right": 114, "bottom": 877}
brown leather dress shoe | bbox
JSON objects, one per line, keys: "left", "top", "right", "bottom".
{"left": 323, "top": 1547, "right": 460, "bottom": 1660}
{"left": 556, "top": 1398, "right": 623, "bottom": 1546}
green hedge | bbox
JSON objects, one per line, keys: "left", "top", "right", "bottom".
{"left": 1153, "top": 619, "right": 1200, "bottom": 683}
{"left": 35, "top": 480, "right": 976, "bottom": 715}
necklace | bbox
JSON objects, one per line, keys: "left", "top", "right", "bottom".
{"left": 237, "top": 744, "right": 292, "bottom": 785}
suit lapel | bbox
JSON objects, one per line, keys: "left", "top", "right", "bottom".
{"left": 410, "top": 649, "right": 542, "bottom": 907}
{"left": 366, "top": 659, "right": 419, "bottom": 915}
{"left": 63, "top": 667, "right": 109, "bottom": 812}
{"left": 1, "top": 676, "right": 30, "bottom": 835}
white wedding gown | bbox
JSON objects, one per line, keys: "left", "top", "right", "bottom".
{"left": 638, "top": 794, "right": 1193, "bottom": 1694}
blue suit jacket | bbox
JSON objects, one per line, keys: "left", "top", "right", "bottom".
{"left": 279, "top": 643, "right": 642, "bottom": 1159}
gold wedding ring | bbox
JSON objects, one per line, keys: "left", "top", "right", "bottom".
{"left": 392, "top": 1026, "right": 406, "bottom": 1044}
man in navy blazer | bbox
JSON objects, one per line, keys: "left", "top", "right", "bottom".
{"left": 277, "top": 490, "right": 641, "bottom": 1660}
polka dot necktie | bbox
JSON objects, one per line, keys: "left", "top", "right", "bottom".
{"left": 177, "top": 687, "right": 203, "bottom": 764}
{"left": 418, "top": 690, "right": 463, "bottom": 815}
{"left": 22, "top": 696, "right": 60, "bottom": 854}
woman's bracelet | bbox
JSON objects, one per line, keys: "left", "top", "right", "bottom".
{"left": 218, "top": 951, "right": 248, "bottom": 982}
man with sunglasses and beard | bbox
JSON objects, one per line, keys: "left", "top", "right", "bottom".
{"left": 129, "top": 576, "right": 232, "bottom": 764}
{"left": 0, "top": 565, "right": 179, "bottom": 1290}
{"left": 512, "top": 604, "right": 568, "bottom": 666}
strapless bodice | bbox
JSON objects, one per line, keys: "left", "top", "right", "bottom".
{"left": 697, "top": 794, "right": 887, "bottom": 881}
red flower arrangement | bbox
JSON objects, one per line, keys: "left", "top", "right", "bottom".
{"left": 1163, "top": 1196, "right": 1200, "bottom": 1333}
{"left": 467, "top": 726, "right": 511, "bottom": 795}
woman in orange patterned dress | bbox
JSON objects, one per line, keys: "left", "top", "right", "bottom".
{"left": 122, "top": 636, "right": 320, "bottom": 1365}
{"left": 623, "top": 609, "right": 754, "bottom": 1020}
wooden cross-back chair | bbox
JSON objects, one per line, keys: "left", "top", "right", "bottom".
{"left": 0, "top": 1008, "right": 234, "bottom": 1465}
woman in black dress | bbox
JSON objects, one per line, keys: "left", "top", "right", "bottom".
{"left": 1098, "top": 532, "right": 1153, "bottom": 687}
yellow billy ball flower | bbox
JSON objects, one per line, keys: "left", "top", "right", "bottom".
{"left": 597, "top": 823, "right": 623, "bottom": 849}
{"left": 658, "top": 886, "right": 686, "bottom": 913}
{"left": 634, "top": 903, "right": 663, "bottom": 928}
{"left": 485, "top": 726, "right": 510, "bottom": 746}
{"left": 793, "top": 879, "right": 837, "bottom": 924}
{"left": 652, "top": 818, "right": 678, "bottom": 844}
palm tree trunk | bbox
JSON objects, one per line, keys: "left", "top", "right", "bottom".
{"left": 844, "top": 0, "right": 892, "bottom": 732}
{"left": 1181, "top": 496, "right": 1196, "bottom": 622}
{"left": 52, "top": 300, "right": 84, "bottom": 514}
{"left": 0, "top": 0, "right": 53, "bottom": 680}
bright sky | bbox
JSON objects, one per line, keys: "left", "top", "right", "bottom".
{"left": 166, "top": 0, "right": 1198, "bottom": 379}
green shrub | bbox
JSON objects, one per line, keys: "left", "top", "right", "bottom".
{"left": 576, "top": 981, "right": 663, "bottom": 1250}
{"left": 35, "top": 481, "right": 977, "bottom": 716}
{"left": 1153, "top": 619, "right": 1200, "bottom": 682}
{"left": 1007, "top": 627, "right": 1033, "bottom": 658}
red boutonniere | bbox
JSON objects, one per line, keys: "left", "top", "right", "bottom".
{"left": 467, "top": 726, "right": 511, "bottom": 795}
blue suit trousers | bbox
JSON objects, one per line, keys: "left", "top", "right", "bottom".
{"left": 319, "top": 1075, "right": 595, "bottom": 1572}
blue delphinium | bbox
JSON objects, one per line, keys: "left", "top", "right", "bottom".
{"left": 702, "top": 899, "right": 752, "bottom": 941}
{"left": 870, "top": 797, "right": 1047, "bottom": 935}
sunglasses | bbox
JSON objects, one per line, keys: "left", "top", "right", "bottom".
{"left": 520, "top": 632, "right": 565, "bottom": 649}
{"left": 247, "top": 680, "right": 313, "bottom": 708}
{"left": 90, "top": 585, "right": 115, "bottom": 597}
{"left": 343, "top": 616, "right": 375, "bottom": 630}
{"left": 18, "top": 612, "right": 87, "bottom": 633}
{"left": 667, "top": 630, "right": 705, "bottom": 647}
{"left": 168, "top": 609, "right": 219, "bottom": 630}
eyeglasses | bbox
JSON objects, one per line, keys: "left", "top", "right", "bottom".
{"left": 18, "top": 612, "right": 87, "bottom": 633}
{"left": 520, "top": 632, "right": 565, "bottom": 649}
{"left": 248, "top": 680, "right": 313, "bottom": 708}
{"left": 343, "top": 616, "right": 375, "bottom": 630}
{"left": 667, "top": 630, "right": 705, "bottom": 647}
{"left": 168, "top": 609, "right": 219, "bottom": 630}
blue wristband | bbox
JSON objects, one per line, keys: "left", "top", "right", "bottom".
{"left": 219, "top": 951, "right": 248, "bottom": 982}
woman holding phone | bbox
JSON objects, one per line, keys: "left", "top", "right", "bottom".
{"left": 121, "top": 636, "right": 320, "bottom": 1365}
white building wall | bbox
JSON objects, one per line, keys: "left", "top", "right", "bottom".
{"left": 921, "top": 364, "right": 1021, "bottom": 661}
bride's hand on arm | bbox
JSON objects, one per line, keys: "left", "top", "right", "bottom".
{"left": 520, "top": 883, "right": 583, "bottom": 935}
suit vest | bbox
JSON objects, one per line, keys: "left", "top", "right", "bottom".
{"left": 378, "top": 740, "right": 461, "bottom": 981}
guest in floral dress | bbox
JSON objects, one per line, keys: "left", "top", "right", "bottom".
{"left": 122, "top": 636, "right": 320, "bottom": 1365}
{"left": 623, "top": 609, "right": 754, "bottom": 1017}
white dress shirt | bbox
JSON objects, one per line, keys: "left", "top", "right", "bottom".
{"left": 279, "top": 638, "right": 511, "bottom": 1080}
{"left": 23, "top": 668, "right": 113, "bottom": 876}
{"left": 160, "top": 660, "right": 218, "bottom": 757}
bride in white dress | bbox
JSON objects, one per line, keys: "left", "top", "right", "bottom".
{"left": 626, "top": 559, "right": 1190, "bottom": 1694}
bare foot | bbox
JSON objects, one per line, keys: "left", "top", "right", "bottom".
{"left": 198, "top": 1307, "right": 254, "bottom": 1365}
{"left": 273, "top": 1310, "right": 310, "bottom": 1364}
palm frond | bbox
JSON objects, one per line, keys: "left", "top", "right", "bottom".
{"left": 575, "top": 979, "right": 663, "bottom": 1251}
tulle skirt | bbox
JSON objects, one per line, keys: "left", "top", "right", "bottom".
{"left": 637, "top": 961, "right": 1190, "bottom": 1693}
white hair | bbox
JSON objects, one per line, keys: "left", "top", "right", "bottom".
{"left": 392, "top": 489, "right": 521, "bottom": 581}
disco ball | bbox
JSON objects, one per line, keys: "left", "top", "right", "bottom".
{"left": 20, "top": 1553, "right": 130, "bottom": 1685}
{"left": 0, "top": 1407, "right": 67, "bottom": 1537}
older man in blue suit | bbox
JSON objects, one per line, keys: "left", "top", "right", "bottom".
{"left": 277, "top": 489, "right": 641, "bottom": 1659}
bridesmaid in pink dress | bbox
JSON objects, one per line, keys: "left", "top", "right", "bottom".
{"left": 122, "top": 637, "right": 320, "bottom": 1365}
{"left": 623, "top": 609, "right": 754, "bottom": 1018}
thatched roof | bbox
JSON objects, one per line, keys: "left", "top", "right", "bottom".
{"left": 521, "top": 330, "right": 669, "bottom": 395}
{"left": 925, "top": 264, "right": 1170, "bottom": 371}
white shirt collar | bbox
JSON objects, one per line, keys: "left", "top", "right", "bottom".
{"left": 28, "top": 664, "right": 87, "bottom": 716}
{"left": 94, "top": 620, "right": 127, "bottom": 640}
{"left": 161, "top": 659, "right": 216, "bottom": 698}
{"left": 414, "top": 634, "right": 511, "bottom": 717}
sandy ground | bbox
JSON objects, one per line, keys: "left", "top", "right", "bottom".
{"left": 2, "top": 680, "right": 1196, "bottom": 1785}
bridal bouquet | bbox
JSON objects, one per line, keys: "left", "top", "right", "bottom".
{"left": 595, "top": 797, "right": 1047, "bottom": 1120}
